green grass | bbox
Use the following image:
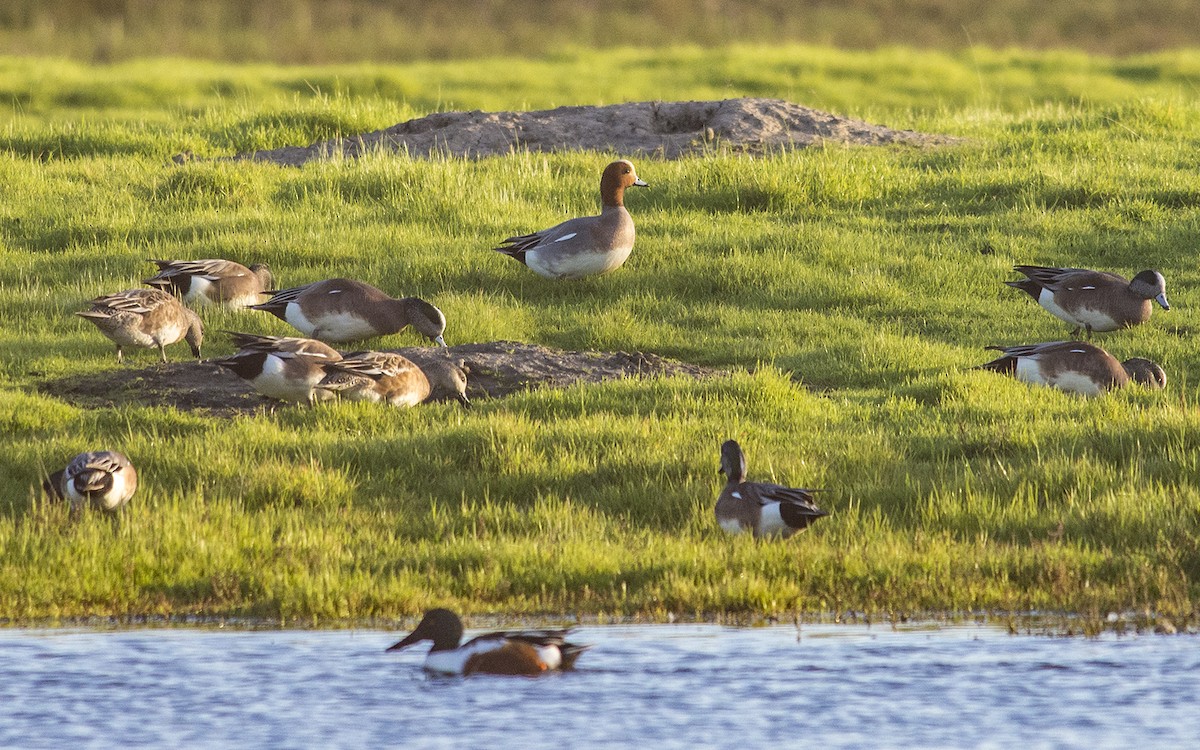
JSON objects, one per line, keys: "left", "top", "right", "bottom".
{"left": 1, "top": 46, "right": 1199, "bottom": 625}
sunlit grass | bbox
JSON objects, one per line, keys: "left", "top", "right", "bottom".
{"left": 1, "top": 47, "right": 1199, "bottom": 624}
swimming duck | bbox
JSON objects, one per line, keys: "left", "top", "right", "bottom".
{"left": 494, "top": 159, "right": 648, "bottom": 279}
{"left": 715, "top": 440, "right": 827, "bottom": 539}
{"left": 977, "top": 341, "right": 1166, "bottom": 395}
{"left": 144, "top": 258, "right": 273, "bottom": 307}
{"left": 1006, "top": 265, "right": 1169, "bottom": 338}
{"left": 76, "top": 288, "right": 203, "bottom": 363}
{"left": 387, "top": 608, "right": 590, "bottom": 676}
{"left": 250, "top": 278, "right": 446, "bottom": 346}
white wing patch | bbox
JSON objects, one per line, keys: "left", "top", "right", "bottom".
{"left": 731, "top": 491, "right": 742, "bottom": 499}
{"left": 554, "top": 233, "right": 578, "bottom": 243}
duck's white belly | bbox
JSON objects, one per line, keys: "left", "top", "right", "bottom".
{"left": 528, "top": 245, "right": 633, "bottom": 280}
{"left": 756, "top": 503, "right": 790, "bottom": 537}
{"left": 286, "top": 306, "right": 377, "bottom": 342}
{"left": 251, "top": 355, "right": 319, "bottom": 402}
{"left": 183, "top": 277, "right": 217, "bottom": 305}
{"left": 1049, "top": 371, "right": 1104, "bottom": 396}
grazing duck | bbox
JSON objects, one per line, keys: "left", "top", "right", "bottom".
{"left": 494, "top": 159, "right": 648, "bottom": 279}
{"left": 214, "top": 332, "right": 342, "bottom": 404}
{"left": 250, "top": 278, "right": 446, "bottom": 346}
{"left": 144, "top": 258, "right": 274, "bottom": 308}
{"left": 45, "top": 451, "right": 138, "bottom": 512}
{"left": 76, "top": 289, "right": 203, "bottom": 363}
{"left": 1006, "top": 265, "right": 1170, "bottom": 338}
{"left": 977, "top": 341, "right": 1166, "bottom": 395}
{"left": 387, "top": 608, "right": 590, "bottom": 676}
{"left": 715, "top": 440, "right": 827, "bottom": 539}
{"left": 314, "top": 351, "right": 470, "bottom": 407}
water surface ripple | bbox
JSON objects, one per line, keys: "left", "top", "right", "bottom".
{"left": 1, "top": 624, "right": 1196, "bottom": 748}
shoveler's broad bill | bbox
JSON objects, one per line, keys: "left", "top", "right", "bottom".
{"left": 386, "top": 609, "right": 590, "bottom": 676}
{"left": 715, "top": 440, "right": 828, "bottom": 539}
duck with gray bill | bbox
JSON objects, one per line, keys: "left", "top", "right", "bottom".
{"left": 250, "top": 278, "right": 447, "bottom": 346}
{"left": 494, "top": 159, "right": 648, "bottom": 280}
{"left": 76, "top": 288, "right": 203, "bottom": 363}
{"left": 386, "top": 608, "right": 590, "bottom": 676}
{"left": 715, "top": 440, "right": 827, "bottom": 539}
{"left": 977, "top": 341, "right": 1166, "bottom": 395}
{"left": 144, "top": 258, "right": 273, "bottom": 308}
{"left": 44, "top": 450, "right": 138, "bottom": 512}
{"left": 1006, "top": 265, "right": 1170, "bottom": 338}
{"left": 214, "top": 331, "right": 343, "bottom": 404}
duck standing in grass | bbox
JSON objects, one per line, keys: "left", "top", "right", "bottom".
{"left": 76, "top": 288, "right": 204, "bottom": 363}
{"left": 1005, "top": 265, "right": 1170, "bottom": 338}
{"left": 144, "top": 258, "right": 273, "bottom": 308}
{"left": 977, "top": 341, "right": 1166, "bottom": 395}
{"left": 314, "top": 351, "right": 470, "bottom": 407}
{"left": 387, "top": 608, "right": 590, "bottom": 676}
{"left": 44, "top": 451, "right": 138, "bottom": 512}
{"left": 494, "top": 159, "right": 648, "bottom": 279}
{"left": 214, "top": 332, "right": 343, "bottom": 404}
{"left": 715, "top": 440, "right": 827, "bottom": 539}
{"left": 250, "top": 278, "right": 447, "bottom": 346}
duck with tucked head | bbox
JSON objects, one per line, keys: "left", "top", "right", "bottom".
{"left": 250, "top": 278, "right": 447, "bottom": 346}
{"left": 494, "top": 159, "right": 648, "bottom": 280}
{"left": 715, "top": 440, "right": 827, "bottom": 539}
{"left": 1006, "top": 265, "right": 1169, "bottom": 338}
{"left": 977, "top": 341, "right": 1166, "bottom": 396}
{"left": 387, "top": 608, "right": 590, "bottom": 676}
{"left": 44, "top": 451, "right": 138, "bottom": 513}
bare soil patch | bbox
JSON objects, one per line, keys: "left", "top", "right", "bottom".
{"left": 232, "top": 98, "right": 959, "bottom": 166}
{"left": 38, "top": 341, "right": 716, "bottom": 416}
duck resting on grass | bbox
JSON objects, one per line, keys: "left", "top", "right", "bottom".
{"left": 493, "top": 159, "right": 648, "bottom": 280}
{"left": 1005, "top": 265, "right": 1169, "bottom": 338}
{"left": 250, "top": 278, "right": 447, "bottom": 346}
{"left": 715, "top": 440, "right": 827, "bottom": 539}
{"left": 214, "top": 332, "right": 343, "bottom": 404}
{"left": 143, "top": 258, "right": 273, "bottom": 308}
{"left": 314, "top": 351, "right": 470, "bottom": 407}
{"left": 43, "top": 450, "right": 138, "bottom": 512}
{"left": 977, "top": 341, "right": 1166, "bottom": 396}
{"left": 387, "top": 608, "right": 590, "bottom": 676}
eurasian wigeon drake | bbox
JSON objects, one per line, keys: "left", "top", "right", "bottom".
{"left": 76, "top": 289, "right": 203, "bottom": 363}
{"left": 314, "top": 351, "right": 470, "bottom": 407}
{"left": 44, "top": 451, "right": 138, "bottom": 512}
{"left": 144, "top": 258, "right": 274, "bottom": 308}
{"left": 715, "top": 440, "right": 827, "bottom": 539}
{"left": 977, "top": 341, "right": 1166, "bottom": 395}
{"left": 494, "top": 159, "right": 648, "bottom": 279}
{"left": 386, "top": 608, "right": 590, "bottom": 676}
{"left": 214, "top": 332, "right": 343, "bottom": 404}
{"left": 1006, "top": 265, "right": 1170, "bottom": 338}
{"left": 250, "top": 278, "right": 447, "bottom": 346}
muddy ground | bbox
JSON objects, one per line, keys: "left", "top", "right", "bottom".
{"left": 232, "top": 97, "right": 959, "bottom": 166}
{"left": 38, "top": 341, "right": 717, "bottom": 417}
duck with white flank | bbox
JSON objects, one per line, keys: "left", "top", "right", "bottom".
{"left": 76, "top": 288, "right": 203, "bottom": 363}
{"left": 214, "top": 332, "right": 343, "bottom": 404}
{"left": 387, "top": 609, "right": 590, "bottom": 676}
{"left": 715, "top": 440, "right": 827, "bottom": 539}
{"left": 250, "top": 278, "right": 447, "bottom": 346}
{"left": 977, "top": 341, "right": 1166, "bottom": 396}
{"left": 494, "top": 159, "right": 648, "bottom": 279}
{"left": 144, "top": 258, "right": 273, "bottom": 308}
{"left": 314, "top": 351, "right": 470, "bottom": 407}
{"left": 44, "top": 451, "right": 138, "bottom": 512}
{"left": 1006, "top": 265, "right": 1169, "bottom": 338}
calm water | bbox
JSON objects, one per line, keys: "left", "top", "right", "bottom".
{"left": 1, "top": 623, "right": 1197, "bottom": 749}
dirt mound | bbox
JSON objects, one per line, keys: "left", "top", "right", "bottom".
{"left": 38, "top": 341, "right": 715, "bottom": 416}
{"left": 233, "top": 98, "right": 958, "bottom": 166}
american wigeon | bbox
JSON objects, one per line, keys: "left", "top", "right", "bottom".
{"left": 978, "top": 341, "right": 1166, "bottom": 395}
{"left": 144, "top": 258, "right": 274, "bottom": 308}
{"left": 214, "top": 332, "right": 343, "bottom": 404}
{"left": 250, "top": 278, "right": 447, "bottom": 346}
{"left": 76, "top": 289, "right": 203, "bottom": 363}
{"left": 1006, "top": 265, "right": 1170, "bottom": 338}
{"left": 314, "top": 351, "right": 470, "bottom": 407}
{"left": 387, "top": 608, "right": 590, "bottom": 676}
{"left": 715, "top": 440, "right": 827, "bottom": 539}
{"left": 44, "top": 451, "right": 138, "bottom": 512}
{"left": 494, "top": 159, "right": 648, "bottom": 279}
